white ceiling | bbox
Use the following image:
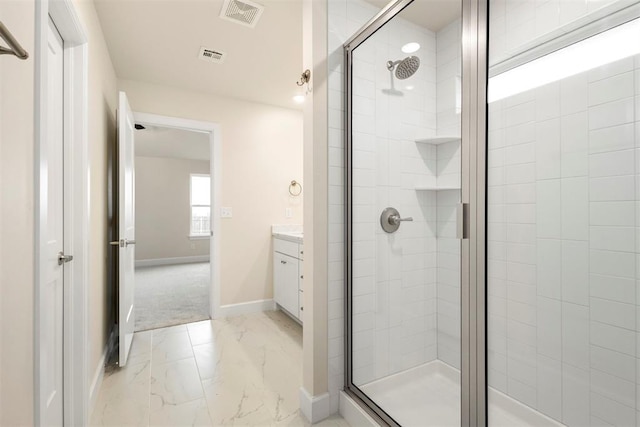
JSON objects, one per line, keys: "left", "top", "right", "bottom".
{"left": 135, "top": 126, "right": 210, "bottom": 160}
{"left": 365, "top": 0, "right": 461, "bottom": 32}
{"left": 95, "top": 0, "right": 459, "bottom": 110}
{"left": 94, "top": 0, "right": 302, "bottom": 109}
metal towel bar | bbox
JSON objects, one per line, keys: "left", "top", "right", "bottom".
{"left": 0, "top": 20, "right": 28, "bottom": 60}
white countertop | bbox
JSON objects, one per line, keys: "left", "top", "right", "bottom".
{"left": 272, "top": 231, "right": 303, "bottom": 244}
{"left": 271, "top": 224, "right": 303, "bottom": 243}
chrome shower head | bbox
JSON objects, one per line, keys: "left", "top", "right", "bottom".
{"left": 386, "top": 56, "right": 420, "bottom": 80}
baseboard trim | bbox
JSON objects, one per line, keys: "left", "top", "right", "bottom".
{"left": 218, "top": 299, "right": 276, "bottom": 318}
{"left": 299, "top": 387, "right": 331, "bottom": 424}
{"left": 135, "top": 255, "right": 210, "bottom": 268}
{"left": 89, "top": 326, "right": 117, "bottom": 418}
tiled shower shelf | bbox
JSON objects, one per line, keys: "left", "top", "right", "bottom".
{"left": 415, "top": 135, "right": 461, "bottom": 145}
{"left": 415, "top": 186, "right": 461, "bottom": 191}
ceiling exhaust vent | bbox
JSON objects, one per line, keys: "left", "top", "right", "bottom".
{"left": 219, "top": 0, "right": 264, "bottom": 28}
{"left": 198, "top": 46, "right": 226, "bottom": 64}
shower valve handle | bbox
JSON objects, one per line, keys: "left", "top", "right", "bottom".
{"left": 388, "top": 215, "right": 413, "bottom": 225}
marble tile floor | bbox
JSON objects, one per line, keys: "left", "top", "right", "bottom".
{"left": 90, "top": 310, "right": 350, "bottom": 427}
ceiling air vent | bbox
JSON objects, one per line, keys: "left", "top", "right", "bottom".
{"left": 198, "top": 46, "right": 226, "bottom": 64}
{"left": 219, "top": 0, "right": 265, "bottom": 28}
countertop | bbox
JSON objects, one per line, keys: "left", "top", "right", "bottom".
{"left": 272, "top": 231, "right": 303, "bottom": 244}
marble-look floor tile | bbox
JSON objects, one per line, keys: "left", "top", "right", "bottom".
{"left": 91, "top": 311, "right": 348, "bottom": 427}
{"left": 90, "top": 362, "right": 151, "bottom": 427}
{"left": 152, "top": 330, "right": 194, "bottom": 364}
{"left": 151, "top": 357, "right": 204, "bottom": 405}
{"left": 149, "top": 397, "right": 212, "bottom": 426}
{"left": 153, "top": 323, "right": 188, "bottom": 336}
{"left": 127, "top": 330, "right": 153, "bottom": 366}
{"left": 193, "top": 341, "right": 225, "bottom": 381}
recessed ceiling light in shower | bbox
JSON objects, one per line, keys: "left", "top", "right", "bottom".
{"left": 401, "top": 42, "right": 420, "bottom": 54}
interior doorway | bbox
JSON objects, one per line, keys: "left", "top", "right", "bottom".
{"left": 133, "top": 125, "right": 212, "bottom": 331}
{"left": 130, "top": 112, "right": 222, "bottom": 329}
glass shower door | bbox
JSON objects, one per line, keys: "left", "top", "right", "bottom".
{"left": 486, "top": 1, "right": 640, "bottom": 425}
{"left": 345, "top": 0, "right": 463, "bottom": 425}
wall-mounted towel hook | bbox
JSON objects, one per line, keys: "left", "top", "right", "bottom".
{"left": 0, "top": 21, "right": 29, "bottom": 60}
{"left": 289, "top": 180, "right": 302, "bottom": 197}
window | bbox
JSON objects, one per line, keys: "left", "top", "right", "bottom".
{"left": 190, "top": 174, "right": 210, "bottom": 237}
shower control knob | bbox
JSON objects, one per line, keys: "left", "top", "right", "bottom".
{"left": 380, "top": 207, "right": 413, "bottom": 233}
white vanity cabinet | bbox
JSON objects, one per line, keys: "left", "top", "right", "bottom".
{"left": 273, "top": 236, "right": 303, "bottom": 323}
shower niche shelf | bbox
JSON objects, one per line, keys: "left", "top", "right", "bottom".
{"left": 414, "top": 185, "right": 461, "bottom": 191}
{"left": 415, "top": 135, "right": 461, "bottom": 145}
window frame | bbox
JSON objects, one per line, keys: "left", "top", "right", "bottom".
{"left": 189, "top": 173, "right": 211, "bottom": 238}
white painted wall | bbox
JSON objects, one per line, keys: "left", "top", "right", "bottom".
{"left": 135, "top": 156, "right": 210, "bottom": 261}
{"left": 119, "top": 79, "right": 303, "bottom": 305}
{"left": 0, "top": 0, "right": 117, "bottom": 423}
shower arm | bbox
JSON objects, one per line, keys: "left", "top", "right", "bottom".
{"left": 386, "top": 60, "right": 402, "bottom": 71}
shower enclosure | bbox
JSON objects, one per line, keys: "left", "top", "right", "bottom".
{"left": 343, "top": 0, "right": 640, "bottom": 425}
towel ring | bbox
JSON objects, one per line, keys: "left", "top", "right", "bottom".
{"left": 289, "top": 180, "right": 302, "bottom": 197}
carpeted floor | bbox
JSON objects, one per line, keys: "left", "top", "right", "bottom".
{"left": 134, "top": 262, "right": 210, "bottom": 332}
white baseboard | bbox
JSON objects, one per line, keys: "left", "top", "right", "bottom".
{"left": 217, "top": 299, "right": 276, "bottom": 318}
{"left": 339, "top": 391, "right": 379, "bottom": 426}
{"left": 89, "top": 327, "right": 117, "bottom": 418}
{"left": 135, "top": 255, "right": 210, "bottom": 268}
{"left": 299, "top": 387, "right": 331, "bottom": 424}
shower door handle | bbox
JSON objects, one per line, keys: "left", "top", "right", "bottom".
{"left": 456, "top": 203, "right": 469, "bottom": 240}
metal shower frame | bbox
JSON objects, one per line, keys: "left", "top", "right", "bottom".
{"left": 342, "top": 0, "right": 488, "bottom": 425}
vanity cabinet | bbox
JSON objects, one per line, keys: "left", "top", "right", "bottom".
{"left": 273, "top": 237, "right": 303, "bottom": 323}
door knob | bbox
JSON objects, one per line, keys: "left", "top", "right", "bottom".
{"left": 110, "top": 239, "right": 136, "bottom": 248}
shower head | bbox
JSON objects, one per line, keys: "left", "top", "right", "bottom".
{"left": 386, "top": 56, "right": 420, "bottom": 80}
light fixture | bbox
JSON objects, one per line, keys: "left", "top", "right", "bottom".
{"left": 293, "top": 95, "right": 305, "bottom": 104}
{"left": 405, "top": 85, "right": 415, "bottom": 91}
{"left": 488, "top": 17, "right": 640, "bottom": 103}
{"left": 401, "top": 42, "right": 420, "bottom": 54}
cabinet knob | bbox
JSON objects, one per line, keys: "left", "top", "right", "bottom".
{"left": 281, "top": 260, "right": 286, "bottom": 264}
{"left": 300, "top": 307, "right": 304, "bottom": 311}
{"left": 300, "top": 275, "right": 303, "bottom": 279}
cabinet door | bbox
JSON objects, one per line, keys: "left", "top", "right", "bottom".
{"left": 274, "top": 252, "right": 299, "bottom": 317}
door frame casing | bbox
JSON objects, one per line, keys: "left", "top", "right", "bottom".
{"left": 132, "top": 112, "right": 222, "bottom": 319}
{"left": 34, "top": 0, "right": 89, "bottom": 425}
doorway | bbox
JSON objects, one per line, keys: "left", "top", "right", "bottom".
{"left": 132, "top": 112, "right": 222, "bottom": 326}
{"left": 133, "top": 125, "right": 212, "bottom": 331}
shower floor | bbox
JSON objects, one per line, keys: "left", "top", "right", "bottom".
{"left": 359, "top": 361, "right": 565, "bottom": 427}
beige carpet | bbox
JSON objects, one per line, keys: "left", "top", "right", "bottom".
{"left": 134, "top": 262, "right": 210, "bottom": 331}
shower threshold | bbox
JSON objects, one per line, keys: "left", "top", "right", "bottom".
{"left": 358, "top": 360, "right": 565, "bottom": 427}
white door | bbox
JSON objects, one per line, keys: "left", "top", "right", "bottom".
{"left": 117, "top": 92, "right": 136, "bottom": 366}
{"left": 40, "top": 17, "right": 65, "bottom": 426}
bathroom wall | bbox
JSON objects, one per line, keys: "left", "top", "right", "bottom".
{"left": 0, "top": 0, "right": 118, "bottom": 423}
{"left": 487, "top": 55, "right": 640, "bottom": 425}
{"left": 135, "top": 156, "right": 210, "bottom": 262}
{"left": 435, "top": 19, "right": 462, "bottom": 370}
{"left": 349, "top": 9, "right": 439, "bottom": 385}
{"left": 489, "top": 0, "right": 621, "bottom": 66}
{"left": 119, "top": 79, "right": 303, "bottom": 306}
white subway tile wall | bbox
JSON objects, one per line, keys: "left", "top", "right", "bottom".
{"left": 487, "top": 54, "right": 640, "bottom": 425}
{"left": 328, "top": 0, "right": 462, "bottom": 415}
{"left": 489, "top": 0, "right": 620, "bottom": 66}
